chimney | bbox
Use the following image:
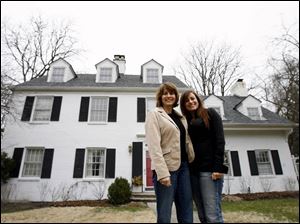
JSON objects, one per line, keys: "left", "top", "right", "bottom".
{"left": 230, "top": 79, "right": 248, "bottom": 97}
{"left": 113, "top": 55, "right": 126, "bottom": 74}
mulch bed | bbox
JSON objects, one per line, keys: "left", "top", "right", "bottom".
{"left": 2, "top": 191, "right": 298, "bottom": 213}
{"left": 223, "top": 191, "right": 299, "bottom": 201}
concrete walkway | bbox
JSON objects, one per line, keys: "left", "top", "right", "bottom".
{"left": 147, "top": 202, "right": 200, "bottom": 223}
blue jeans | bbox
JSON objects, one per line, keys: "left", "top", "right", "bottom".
{"left": 190, "top": 171, "right": 224, "bottom": 223}
{"left": 153, "top": 161, "right": 193, "bottom": 223}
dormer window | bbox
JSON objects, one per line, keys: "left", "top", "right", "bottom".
{"left": 99, "top": 68, "right": 113, "bottom": 82}
{"left": 52, "top": 67, "right": 65, "bottom": 82}
{"left": 146, "top": 69, "right": 159, "bottom": 83}
{"left": 247, "top": 107, "right": 260, "bottom": 120}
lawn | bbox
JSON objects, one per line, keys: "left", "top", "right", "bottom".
{"left": 222, "top": 198, "right": 299, "bottom": 222}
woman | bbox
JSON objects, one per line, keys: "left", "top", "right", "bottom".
{"left": 180, "top": 90, "right": 228, "bottom": 223}
{"left": 145, "top": 82, "right": 195, "bottom": 223}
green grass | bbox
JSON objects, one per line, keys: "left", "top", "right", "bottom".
{"left": 222, "top": 198, "right": 299, "bottom": 222}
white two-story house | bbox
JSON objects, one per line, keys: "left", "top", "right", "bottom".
{"left": 1, "top": 55, "right": 298, "bottom": 202}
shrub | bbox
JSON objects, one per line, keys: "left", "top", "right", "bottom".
{"left": 1, "top": 152, "right": 15, "bottom": 184}
{"left": 108, "top": 177, "right": 131, "bottom": 205}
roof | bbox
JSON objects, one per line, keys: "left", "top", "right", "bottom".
{"left": 219, "top": 95, "right": 294, "bottom": 125}
{"left": 13, "top": 73, "right": 188, "bottom": 89}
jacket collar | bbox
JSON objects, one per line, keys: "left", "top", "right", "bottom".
{"left": 155, "top": 107, "right": 183, "bottom": 129}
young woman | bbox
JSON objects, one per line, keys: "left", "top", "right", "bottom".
{"left": 145, "top": 82, "right": 195, "bottom": 223}
{"left": 180, "top": 90, "right": 228, "bottom": 223}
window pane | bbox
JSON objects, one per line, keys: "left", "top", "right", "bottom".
{"left": 146, "top": 98, "right": 156, "bottom": 113}
{"left": 32, "top": 97, "right": 53, "bottom": 121}
{"left": 100, "top": 68, "right": 112, "bottom": 81}
{"left": 52, "top": 67, "right": 65, "bottom": 82}
{"left": 85, "top": 148, "right": 105, "bottom": 178}
{"left": 146, "top": 69, "right": 159, "bottom": 83}
{"left": 255, "top": 150, "right": 273, "bottom": 175}
{"left": 248, "top": 107, "right": 260, "bottom": 120}
{"left": 224, "top": 151, "right": 231, "bottom": 176}
{"left": 90, "top": 97, "right": 108, "bottom": 122}
{"left": 22, "top": 148, "right": 44, "bottom": 177}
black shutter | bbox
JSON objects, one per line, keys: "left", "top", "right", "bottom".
{"left": 105, "top": 148, "right": 116, "bottom": 178}
{"left": 108, "top": 97, "right": 118, "bottom": 122}
{"left": 21, "top": 97, "right": 35, "bottom": 121}
{"left": 247, "top": 151, "right": 259, "bottom": 176}
{"left": 132, "top": 142, "right": 143, "bottom": 177}
{"left": 73, "top": 148, "right": 85, "bottom": 178}
{"left": 230, "top": 151, "right": 241, "bottom": 176}
{"left": 79, "top": 97, "right": 90, "bottom": 122}
{"left": 50, "top": 97, "right": 62, "bottom": 121}
{"left": 10, "top": 148, "right": 24, "bottom": 178}
{"left": 137, "top": 98, "right": 146, "bottom": 122}
{"left": 271, "top": 150, "right": 283, "bottom": 175}
{"left": 41, "top": 149, "right": 54, "bottom": 178}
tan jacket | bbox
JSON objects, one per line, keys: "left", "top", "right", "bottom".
{"left": 145, "top": 107, "right": 195, "bottom": 180}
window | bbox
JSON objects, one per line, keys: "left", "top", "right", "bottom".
{"left": 146, "top": 69, "right": 159, "bottom": 83}
{"left": 22, "top": 148, "right": 44, "bottom": 177}
{"left": 89, "top": 97, "right": 108, "bottom": 122}
{"left": 224, "top": 151, "right": 231, "bottom": 176}
{"left": 247, "top": 107, "right": 260, "bottom": 120}
{"left": 32, "top": 96, "right": 53, "bottom": 121}
{"left": 146, "top": 97, "right": 156, "bottom": 113}
{"left": 100, "top": 68, "right": 113, "bottom": 82}
{"left": 52, "top": 67, "right": 65, "bottom": 82}
{"left": 255, "top": 150, "right": 273, "bottom": 175}
{"left": 85, "top": 148, "right": 105, "bottom": 178}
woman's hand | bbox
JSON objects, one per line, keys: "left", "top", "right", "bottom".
{"left": 212, "top": 172, "right": 223, "bottom": 180}
{"left": 159, "top": 177, "right": 172, "bottom": 187}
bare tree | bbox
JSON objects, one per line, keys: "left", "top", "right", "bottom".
{"left": 174, "top": 40, "right": 242, "bottom": 96}
{"left": 1, "top": 16, "right": 82, "bottom": 133}
{"left": 2, "top": 16, "right": 81, "bottom": 82}
{"left": 258, "top": 22, "right": 299, "bottom": 156}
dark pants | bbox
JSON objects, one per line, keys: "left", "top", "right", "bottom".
{"left": 153, "top": 161, "right": 194, "bottom": 223}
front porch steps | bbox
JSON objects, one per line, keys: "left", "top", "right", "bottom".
{"left": 131, "top": 192, "right": 156, "bottom": 202}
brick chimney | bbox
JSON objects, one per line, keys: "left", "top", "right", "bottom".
{"left": 230, "top": 79, "right": 248, "bottom": 97}
{"left": 113, "top": 55, "right": 126, "bottom": 74}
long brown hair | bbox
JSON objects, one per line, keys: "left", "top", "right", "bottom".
{"left": 180, "top": 90, "right": 210, "bottom": 128}
{"left": 156, "top": 82, "right": 179, "bottom": 107}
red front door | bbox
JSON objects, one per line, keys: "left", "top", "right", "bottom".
{"left": 146, "top": 151, "right": 153, "bottom": 187}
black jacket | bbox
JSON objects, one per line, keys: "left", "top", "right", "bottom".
{"left": 188, "top": 108, "right": 228, "bottom": 174}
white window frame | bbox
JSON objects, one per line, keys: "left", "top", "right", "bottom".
{"left": 51, "top": 67, "right": 65, "bottom": 82}
{"left": 84, "top": 147, "right": 106, "bottom": 179}
{"left": 146, "top": 69, "right": 159, "bottom": 83}
{"left": 21, "top": 147, "right": 44, "bottom": 178}
{"left": 99, "top": 67, "right": 113, "bottom": 82}
{"left": 31, "top": 96, "right": 54, "bottom": 122}
{"left": 88, "top": 96, "right": 109, "bottom": 123}
{"left": 247, "top": 107, "right": 261, "bottom": 120}
{"left": 146, "top": 97, "right": 156, "bottom": 114}
{"left": 255, "top": 150, "right": 274, "bottom": 175}
{"left": 224, "top": 150, "right": 232, "bottom": 176}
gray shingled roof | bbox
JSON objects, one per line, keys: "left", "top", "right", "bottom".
{"left": 14, "top": 74, "right": 294, "bottom": 125}
{"left": 218, "top": 96, "right": 293, "bottom": 125}
{"left": 15, "top": 74, "right": 187, "bottom": 88}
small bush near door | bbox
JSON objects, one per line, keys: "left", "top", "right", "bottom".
{"left": 108, "top": 177, "right": 132, "bottom": 205}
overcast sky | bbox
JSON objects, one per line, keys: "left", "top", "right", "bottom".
{"left": 1, "top": 1, "right": 299, "bottom": 86}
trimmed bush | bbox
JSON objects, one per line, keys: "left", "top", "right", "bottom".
{"left": 108, "top": 177, "right": 132, "bottom": 205}
{"left": 1, "top": 152, "right": 15, "bottom": 184}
